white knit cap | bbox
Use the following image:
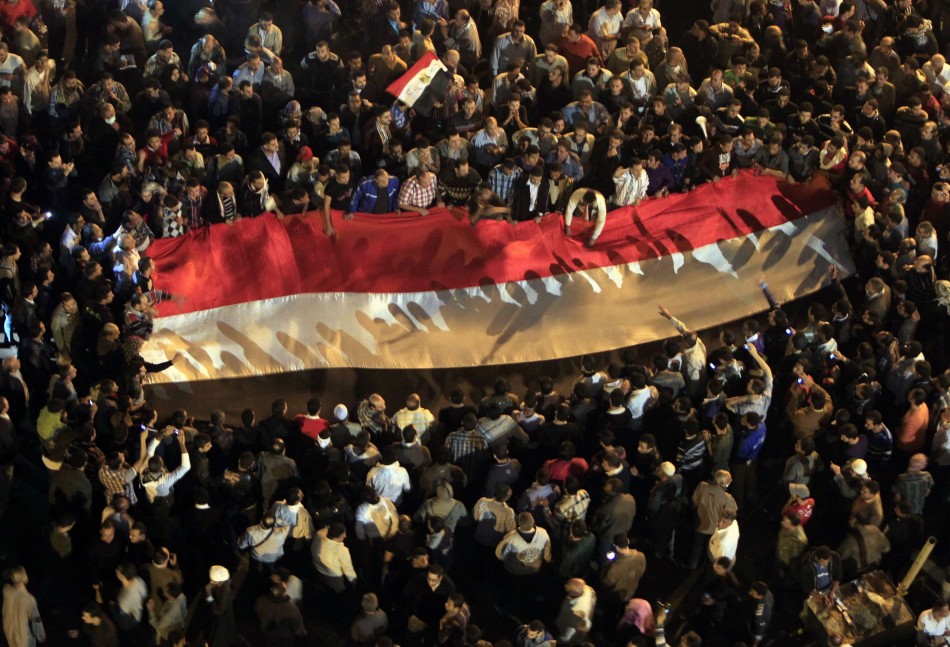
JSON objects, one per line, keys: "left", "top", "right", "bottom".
{"left": 333, "top": 404, "right": 348, "bottom": 421}
{"left": 209, "top": 565, "right": 230, "bottom": 583}
{"left": 851, "top": 459, "right": 868, "bottom": 476}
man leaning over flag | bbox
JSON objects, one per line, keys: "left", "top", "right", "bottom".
{"left": 562, "top": 188, "right": 608, "bottom": 247}
{"left": 345, "top": 170, "right": 401, "bottom": 218}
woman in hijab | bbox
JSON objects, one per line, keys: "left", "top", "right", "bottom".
{"left": 160, "top": 66, "right": 189, "bottom": 108}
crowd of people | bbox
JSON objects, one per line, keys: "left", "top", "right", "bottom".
{"left": 2, "top": 0, "right": 950, "bottom": 643}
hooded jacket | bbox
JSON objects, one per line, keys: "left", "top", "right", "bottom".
{"left": 414, "top": 482, "right": 468, "bottom": 531}
{"left": 495, "top": 526, "right": 552, "bottom": 574}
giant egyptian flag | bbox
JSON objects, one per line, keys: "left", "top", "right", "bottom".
{"left": 140, "top": 172, "right": 852, "bottom": 383}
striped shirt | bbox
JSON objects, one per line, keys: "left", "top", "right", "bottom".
{"left": 445, "top": 428, "right": 489, "bottom": 475}
{"left": 677, "top": 436, "right": 706, "bottom": 473}
{"left": 612, "top": 168, "right": 649, "bottom": 206}
{"left": 219, "top": 193, "right": 237, "bottom": 221}
{"left": 866, "top": 426, "right": 893, "bottom": 462}
{"left": 490, "top": 33, "right": 538, "bottom": 77}
{"left": 892, "top": 471, "right": 934, "bottom": 515}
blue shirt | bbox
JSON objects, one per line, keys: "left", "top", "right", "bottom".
{"left": 814, "top": 562, "right": 831, "bottom": 592}
{"left": 662, "top": 154, "right": 688, "bottom": 189}
{"left": 866, "top": 426, "right": 893, "bottom": 462}
{"left": 545, "top": 152, "right": 584, "bottom": 182}
{"left": 737, "top": 422, "right": 766, "bottom": 462}
{"left": 561, "top": 101, "right": 609, "bottom": 129}
{"left": 348, "top": 176, "right": 401, "bottom": 213}
{"left": 411, "top": 0, "right": 448, "bottom": 29}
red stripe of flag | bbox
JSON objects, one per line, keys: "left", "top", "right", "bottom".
{"left": 150, "top": 173, "right": 835, "bottom": 317}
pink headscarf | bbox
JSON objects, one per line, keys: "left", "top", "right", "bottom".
{"left": 617, "top": 598, "right": 655, "bottom": 636}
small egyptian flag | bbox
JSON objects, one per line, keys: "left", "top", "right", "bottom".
{"left": 386, "top": 51, "right": 453, "bottom": 116}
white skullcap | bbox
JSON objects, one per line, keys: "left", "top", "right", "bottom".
{"left": 209, "top": 565, "right": 230, "bottom": 583}
{"left": 333, "top": 404, "right": 348, "bottom": 421}
{"left": 851, "top": 459, "right": 867, "bottom": 476}
{"left": 659, "top": 462, "right": 675, "bottom": 477}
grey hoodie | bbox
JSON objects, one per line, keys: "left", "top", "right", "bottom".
{"left": 414, "top": 481, "right": 468, "bottom": 531}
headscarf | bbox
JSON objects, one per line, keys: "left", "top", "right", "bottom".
{"left": 617, "top": 598, "right": 655, "bottom": 636}
{"left": 935, "top": 280, "right": 950, "bottom": 313}
{"left": 281, "top": 100, "right": 303, "bottom": 122}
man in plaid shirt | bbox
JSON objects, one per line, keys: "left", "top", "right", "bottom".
{"left": 444, "top": 413, "right": 490, "bottom": 478}
{"left": 180, "top": 179, "right": 208, "bottom": 228}
{"left": 99, "top": 427, "right": 150, "bottom": 505}
{"left": 488, "top": 159, "right": 522, "bottom": 202}
{"left": 398, "top": 168, "right": 443, "bottom": 215}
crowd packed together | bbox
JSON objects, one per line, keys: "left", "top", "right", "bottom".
{"left": 4, "top": 0, "right": 950, "bottom": 644}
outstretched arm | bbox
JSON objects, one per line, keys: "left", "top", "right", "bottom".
{"left": 658, "top": 304, "right": 695, "bottom": 337}
{"left": 827, "top": 264, "right": 853, "bottom": 311}
{"left": 131, "top": 428, "right": 151, "bottom": 473}
{"left": 758, "top": 278, "right": 780, "bottom": 310}
{"left": 746, "top": 342, "right": 772, "bottom": 381}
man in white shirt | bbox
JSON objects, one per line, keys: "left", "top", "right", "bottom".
{"left": 0, "top": 42, "right": 25, "bottom": 89}
{"left": 622, "top": 0, "right": 662, "bottom": 42}
{"left": 556, "top": 578, "right": 596, "bottom": 645}
{"left": 392, "top": 393, "right": 436, "bottom": 443}
{"left": 114, "top": 563, "right": 148, "bottom": 630}
{"left": 708, "top": 509, "right": 740, "bottom": 565}
{"left": 354, "top": 487, "right": 399, "bottom": 540}
{"left": 588, "top": 0, "right": 623, "bottom": 59}
{"left": 917, "top": 601, "right": 950, "bottom": 645}
{"left": 622, "top": 59, "right": 657, "bottom": 111}
{"left": 311, "top": 522, "right": 357, "bottom": 592}
{"left": 924, "top": 54, "right": 950, "bottom": 95}
{"left": 563, "top": 188, "right": 608, "bottom": 247}
{"left": 366, "top": 447, "right": 412, "bottom": 506}
{"left": 725, "top": 343, "right": 773, "bottom": 419}
{"left": 139, "top": 429, "right": 190, "bottom": 506}
{"left": 612, "top": 159, "right": 649, "bottom": 206}
{"left": 21, "top": 53, "right": 54, "bottom": 116}
{"left": 657, "top": 304, "right": 709, "bottom": 397}
{"left": 238, "top": 512, "right": 291, "bottom": 565}
{"left": 625, "top": 373, "right": 657, "bottom": 432}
